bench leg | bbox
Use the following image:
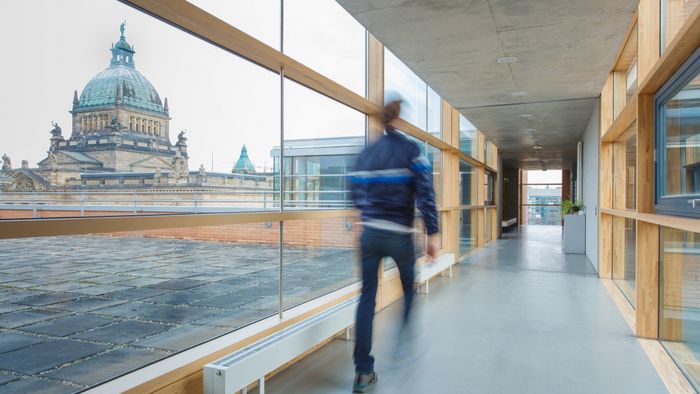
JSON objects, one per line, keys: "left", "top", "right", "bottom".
{"left": 242, "top": 387, "right": 247, "bottom": 394}
{"left": 449, "top": 264, "right": 453, "bottom": 278}
{"left": 259, "top": 377, "right": 265, "bottom": 394}
{"left": 425, "top": 280, "right": 429, "bottom": 294}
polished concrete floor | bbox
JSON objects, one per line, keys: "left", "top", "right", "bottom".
{"left": 260, "top": 226, "right": 668, "bottom": 394}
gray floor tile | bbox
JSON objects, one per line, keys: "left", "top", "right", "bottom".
{"left": 13, "top": 292, "right": 78, "bottom": 307}
{"left": 0, "top": 377, "right": 79, "bottom": 394}
{"left": 0, "top": 332, "right": 45, "bottom": 353}
{"left": 193, "top": 307, "right": 274, "bottom": 328}
{"left": 73, "top": 320, "right": 172, "bottom": 344}
{"left": 69, "top": 285, "right": 133, "bottom": 296}
{"left": 141, "top": 305, "right": 221, "bottom": 324}
{"left": 104, "top": 287, "right": 170, "bottom": 301}
{"left": 0, "top": 339, "right": 106, "bottom": 374}
{"left": 141, "top": 291, "right": 205, "bottom": 306}
{"left": 45, "top": 348, "right": 166, "bottom": 386}
{"left": 146, "top": 279, "right": 207, "bottom": 291}
{"left": 0, "top": 309, "right": 66, "bottom": 328}
{"left": 20, "top": 314, "right": 115, "bottom": 337}
{"left": 0, "top": 303, "right": 26, "bottom": 314}
{"left": 191, "top": 293, "right": 259, "bottom": 309}
{"left": 90, "top": 301, "right": 162, "bottom": 319}
{"left": 46, "top": 297, "right": 127, "bottom": 313}
{"left": 0, "top": 372, "right": 19, "bottom": 386}
{"left": 134, "top": 324, "right": 231, "bottom": 352}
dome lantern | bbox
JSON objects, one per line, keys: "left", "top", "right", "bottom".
{"left": 111, "top": 21, "right": 135, "bottom": 68}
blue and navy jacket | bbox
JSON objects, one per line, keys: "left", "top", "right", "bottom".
{"left": 349, "top": 127, "right": 439, "bottom": 235}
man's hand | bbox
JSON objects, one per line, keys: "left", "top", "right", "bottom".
{"left": 426, "top": 234, "right": 440, "bottom": 262}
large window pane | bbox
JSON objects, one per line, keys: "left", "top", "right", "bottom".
{"left": 0, "top": 1, "right": 280, "bottom": 219}
{"left": 662, "top": 0, "right": 700, "bottom": 52}
{"left": 460, "top": 161, "right": 475, "bottom": 206}
{"left": 283, "top": 0, "right": 366, "bottom": 96}
{"left": 187, "top": 0, "right": 280, "bottom": 50}
{"left": 460, "top": 209, "right": 477, "bottom": 256}
{"left": 282, "top": 216, "right": 359, "bottom": 310}
{"left": 521, "top": 170, "right": 562, "bottom": 225}
{"left": 427, "top": 87, "right": 442, "bottom": 138}
{"left": 280, "top": 79, "right": 365, "bottom": 209}
{"left": 459, "top": 114, "right": 478, "bottom": 158}
{"left": 613, "top": 122, "right": 637, "bottom": 210}
{"left": 384, "top": 48, "right": 427, "bottom": 130}
{"left": 612, "top": 218, "right": 636, "bottom": 307}
{"left": 0, "top": 222, "right": 279, "bottom": 390}
{"left": 656, "top": 56, "right": 700, "bottom": 217}
{"left": 427, "top": 143, "right": 443, "bottom": 207}
{"left": 660, "top": 227, "right": 700, "bottom": 389}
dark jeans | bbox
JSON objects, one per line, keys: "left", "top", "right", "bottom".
{"left": 354, "top": 226, "right": 416, "bottom": 374}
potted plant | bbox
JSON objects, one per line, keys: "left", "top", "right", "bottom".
{"left": 561, "top": 200, "right": 584, "bottom": 216}
{"left": 561, "top": 200, "right": 585, "bottom": 254}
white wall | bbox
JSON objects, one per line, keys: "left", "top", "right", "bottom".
{"left": 582, "top": 99, "right": 600, "bottom": 271}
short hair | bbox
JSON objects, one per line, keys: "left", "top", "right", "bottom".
{"left": 382, "top": 100, "right": 401, "bottom": 125}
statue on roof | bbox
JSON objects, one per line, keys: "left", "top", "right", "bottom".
{"left": 1, "top": 154, "right": 11, "bottom": 172}
{"left": 177, "top": 130, "right": 187, "bottom": 144}
{"left": 50, "top": 121, "right": 62, "bottom": 137}
{"left": 120, "top": 21, "right": 126, "bottom": 38}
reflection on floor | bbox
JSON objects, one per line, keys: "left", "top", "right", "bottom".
{"left": 259, "top": 225, "right": 668, "bottom": 394}
{"left": 0, "top": 236, "right": 356, "bottom": 392}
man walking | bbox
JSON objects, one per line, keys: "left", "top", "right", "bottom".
{"left": 349, "top": 100, "right": 440, "bottom": 392}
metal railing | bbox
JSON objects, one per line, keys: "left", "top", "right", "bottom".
{"left": 0, "top": 189, "right": 353, "bottom": 216}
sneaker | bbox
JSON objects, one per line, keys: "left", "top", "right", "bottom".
{"left": 352, "top": 371, "right": 377, "bottom": 393}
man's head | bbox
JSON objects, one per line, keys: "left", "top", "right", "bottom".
{"left": 382, "top": 100, "right": 401, "bottom": 126}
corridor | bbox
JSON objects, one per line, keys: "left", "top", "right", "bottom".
{"left": 260, "top": 226, "right": 667, "bottom": 393}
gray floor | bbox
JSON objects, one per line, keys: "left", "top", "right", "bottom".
{"left": 260, "top": 226, "right": 669, "bottom": 394}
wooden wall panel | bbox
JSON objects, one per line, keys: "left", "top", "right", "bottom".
{"left": 638, "top": 0, "right": 661, "bottom": 81}
{"left": 600, "top": 213, "right": 613, "bottom": 278}
{"left": 601, "top": 73, "right": 615, "bottom": 133}
{"left": 637, "top": 221, "right": 660, "bottom": 339}
{"left": 637, "top": 94, "right": 655, "bottom": 213}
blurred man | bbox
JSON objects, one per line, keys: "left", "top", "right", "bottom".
{"left": 349, "top": 100, "right": 440, "bottom": 392}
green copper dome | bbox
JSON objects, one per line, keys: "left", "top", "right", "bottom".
{"left": 233, "top": 145, "right": 255, "bottom": 173}
{"left": 75, "top": 23, "right": 166, "bottom": 116}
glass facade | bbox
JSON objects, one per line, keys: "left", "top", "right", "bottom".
{"left": 283, "top": 0, "right": 366, "bottom": 96}
{"left": 613, "top": 122, "right": 637, "bottom": 210}
{"left": 662, "top": 0, "right": 700, "bottom": 52}
{"left": 187, "top": 0, "right": 281, "bottom": 49}
{"left": 280, "top": 79, "right": 365, "bottom": 209}
{"left": 660, "top": 227, "right": 700, "bottom": 388}
{"left": 282, "top": 216, "right": 360, "bottom": 310}
{"left": 460, "top": 161, "right": 475, "bottom": 205}
{"left": 460, "top": 209, "right": 477, "bottom": 255}
{"left": 459, "top": 114, "right": 478, "bottom": 158}
{"left": 427, "top": 87, "right": 442, "bottom": 138}
{"left": 0, "top": 0, "right": 495, "bottom": 391}
{"left": 656, "top": 52, "right": 700, "bottom": 217}
{"left": 521, "top": 171, "right": 562, "bottom": 226}
{"left": 612, "top": 218, "right": 636, "bottom": 307}
{"left": 384, "top": 48, "right": 427, "bottom": 130}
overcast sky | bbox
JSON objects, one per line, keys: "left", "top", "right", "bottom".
{"left": 0, "top": 0, "right": 370, "bottom": 173}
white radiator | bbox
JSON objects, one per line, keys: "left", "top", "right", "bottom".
{"left": 415, "top": 253, "right": 455, "bottom": 294}
{"left": 203, "top": 296, "right": 358, "bottom": 394}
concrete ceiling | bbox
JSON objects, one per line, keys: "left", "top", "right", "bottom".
{"left": 336, "top": 0, "right": 639, "bottom": 169}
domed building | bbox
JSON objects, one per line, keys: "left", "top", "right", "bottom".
{"left": 232, "top": 145, "right": 255, "bottom": 174}
{"left": 37, "top": 23, "right": 188, "bottom": 177}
